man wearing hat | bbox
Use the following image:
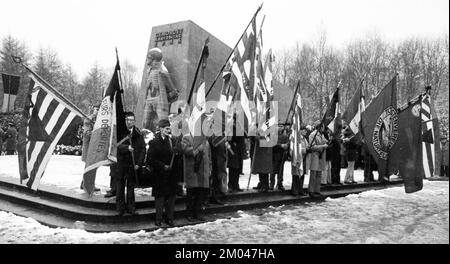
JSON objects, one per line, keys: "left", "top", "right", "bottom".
{"left": 5, "top": 122, "right": 17, "bottom": 155}
{"left": 305, "top": 122, "right": 328, "bottom": 197}
{"left": 147, "top": 119, "right": 179, "bottom": 227}
{"left": 342, "top": 127, "right": 358, "bottom": 184}
{"left": 142, "top": 48, "right": 179, "bottom": 132}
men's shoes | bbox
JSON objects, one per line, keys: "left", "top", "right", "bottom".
{"left": 236, "top": 188, "right": 244, "bottom": 192}
{"left": 127, "top": 210, "right": 138, "bottom": 215}
{"left": 104, "top": 192, "right": 116, "bottom": 198}
{"left": 277, "top": 186, "right": 285, "bottom": 191}
{"left": 165, "top": 220, "right": 175, "bottom": 227}
{"left": 187, "top": 216, "right": 196, "bottom": 222}
{"left": 117, "top": 210, "right": 125, "bottom": 216}
{"left": 155, "top": 221, "right": 162, "bottom": 227}
{"left": 210, "top": 198, "right": 224, "bottom": 205}
{"left": 309, "top": 192, "right": 322, "bottom": 198}
{"left": 258, "top": 188, "right": 269, "bottom": 193}
{"left": 195, "top": 216, "right": 206, "bottom": 222}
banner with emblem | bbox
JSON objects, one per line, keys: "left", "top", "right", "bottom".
{"left": 390, "top": 98, "right": 424, "bottom": 193}
{"left": 361, "top": 76, "right": 398, "bottom": 180}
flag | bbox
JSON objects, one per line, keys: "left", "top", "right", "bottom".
{"left": 420, "top": 93, "right": 441, "bottom": 178}
{"left": 188, "top": 41, "right": 209, "bottom": 150}
{"left": 361, "top": 76, "right": 398, "bottom": 180}
{"left": 82, "top": 61, "right": 126, "bottom": 195}
{"left": 1, "top": 73, "right": 21, "bottom": 112}
{"left": 322, "top": 88, "right": 340, "bottom": 133}
{"left": 390, "top": 99, "right": 424, "bottom": 193}
{"left": 342, "top": 84, "right": 366, "bottom": 139}
{"left": 291, "top": 92, "right": 303, "bottom": 169}
{"left": 229, "top": 16, "right": 257, "bottom": 136}
{"left": 254, "top": 18, "right": 275, "bottom": 136}
{"left": 211, "top": 70, "right": 236, "bottom": 146}
{"left": 17, "top": 70, "right": 84, "bottom": 189}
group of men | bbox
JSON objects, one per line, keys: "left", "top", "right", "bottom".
{"left": 78, "top": 47, "right": 449, "bottom": 228}
{"left": 0, "top": 122, "right": 17, "bottom": 155}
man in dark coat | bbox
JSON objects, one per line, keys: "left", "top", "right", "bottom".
{"left": 327, "top": 133, "right": 342, "bottom": 184}
{"left": 147, "top": 119, "right": 178, "bottom": 227}
{"left": 227, "top": 136, "right": 246, "bottom": 192}
{"left": 116, "top": 112, "right": 146, "bottom": 216}
{"left": 270, "top": 125, "right": 289, "bottom": 191}
{"left": 5, "top": 122, "right": 17, "bottom": 155}
{"left": 362, "top": 139, "right": 377, "bottom": 182}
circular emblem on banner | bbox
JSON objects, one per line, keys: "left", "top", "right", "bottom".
{"left": 411, "top": 104, "right": 421, "bottom": 117}
{"left": 372, "top": 106, "right": 399, "bottom": 160}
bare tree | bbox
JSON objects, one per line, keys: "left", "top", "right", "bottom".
{"left": 119, "top": 59, "right": 140, "bottom": 112}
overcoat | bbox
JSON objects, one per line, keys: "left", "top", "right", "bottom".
{"left": 305, "top": 130, "right": 328, "bottom": 171}
{"left": 147, "top": 133, "right": 178, "bottom": 197}
{"left": 182, "top": 135, "right": 211, "bottom": 189}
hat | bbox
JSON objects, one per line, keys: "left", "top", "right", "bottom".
{"left": 158, "top": 119, "right": 170, "bottom": 128}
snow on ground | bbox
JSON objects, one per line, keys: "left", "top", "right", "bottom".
{"left": 0, "top": 155, "right": 448, "bottom": 244}
{"left": 0, "top": 180, "right": 447, "bottom": 244}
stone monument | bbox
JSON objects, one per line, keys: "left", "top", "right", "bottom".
{"left": 135, "top": 20, "right": 232, "bottom": 128}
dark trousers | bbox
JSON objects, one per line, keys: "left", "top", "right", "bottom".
{"left": 109, "top": 165, "right": 118, "bottom": 194}
{"left": 228, "top": 168, "right": 240, "bottom": 190}
{"left": 155, "top": 194, "right": 176, "bottom": 222}
{"left": 363, "top": 154, "right": 375, "bottom": 182}
{"left": 116, "top": 166, "right": 135, "bottom": 212}
{"left": 269, "top": 173, "right": 283, "bottom": 188}
{"left": 291, "top": 175, "right": 305, "bottom": 195}
{"left": 331, "top": 167, "right": 341, "bottom": 184}
{"left": 442, "top": 165, "right": 449, "bottom": 177}
{"left": 186, "top": 188, "right": 208, "bottom": 218}
{"left": 259, "top": 173, "right": 269, "bottom": 189}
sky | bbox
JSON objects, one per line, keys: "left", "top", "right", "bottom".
{"left": 0, "top": 0, "right": 448, "bottom": 79}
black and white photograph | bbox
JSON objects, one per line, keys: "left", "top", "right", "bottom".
{"left": 0, "top": 0, "right": 448, "bottom": 247}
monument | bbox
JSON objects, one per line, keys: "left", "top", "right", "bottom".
{"left": 135, "top": 20, "right": 294, "bottom": 129}
{"left": 136, "top": 20, "right": 232, "bottom": 128}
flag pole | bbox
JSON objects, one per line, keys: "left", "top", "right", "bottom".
{"left": 284, "top": 81, "right": 301, "bottom": 125}
{"left": 115, "top": 48, "right": 140, "bottom": 186}
{"left": 115, "top": 47, "right": 127, "bottom": 111}
{"left": 10, "top": 55, "right": 88, "bottom": 119}
{"left": 205, "top": 3, "right": 263, "bottom": 98}
{"left": 187, "top": 38, "right": 209, "bottom": 107}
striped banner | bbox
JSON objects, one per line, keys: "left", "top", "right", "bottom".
{"left": 291, "top": 93, "right": 303, "bottom": 169}
{"left": 21, "top": 74, "right": 83, "bottom": 190}
{"left": 227, "top": 16, "right": 257, "bottom": 135}
{"left": 421, "top": 94, "right": 440, "bottom": 178}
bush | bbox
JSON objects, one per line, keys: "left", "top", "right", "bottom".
{"left": 53, "top": 145, "right": 82, "bottom": 155}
